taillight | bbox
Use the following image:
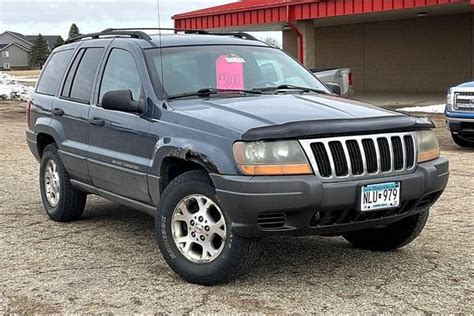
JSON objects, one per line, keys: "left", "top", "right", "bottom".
{"left": 26, "top": 99, "right": 32, "bottom": 128}
{"left": 348, "top": 72, "right": 353, "bottom": 87}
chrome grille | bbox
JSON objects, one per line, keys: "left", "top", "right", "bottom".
{"left": 299, "top": 132, "right": 417, "bottom": 181}
{"left": 454, "top": 92, "right": 474, "bottom": 111}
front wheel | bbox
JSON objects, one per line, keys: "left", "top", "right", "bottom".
{"left": 343, "top": 210, "right": 429, "bottom": 251}
{"left": 452, "top": 133, "right": 474, "bottom": 148}
{"left": 155, "top": 170, "right": 259, "bottom": 285}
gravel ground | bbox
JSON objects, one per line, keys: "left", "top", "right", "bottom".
{"left": 0, "top": 101, "right": 472, "bottom": 314}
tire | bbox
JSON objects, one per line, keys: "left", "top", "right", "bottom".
{"left": 155, "top": 170, "right": 259, "bottom": 285}
{"left": 452, "top": 133, "right": 474, "bottom": 148}
{"left": 39, "top": 144, "right": 87, "bottom": 221}
{"left": 343, "top": 209, "right": 429, "bottom": 251}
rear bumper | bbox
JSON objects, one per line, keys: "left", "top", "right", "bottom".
{"left": 211, "top": 157, "right": 449, "bottom": 237}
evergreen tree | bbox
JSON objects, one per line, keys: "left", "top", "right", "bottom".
{"left": 54, "top": 36, "right": 64, "bottom": 48}
{"left": 68, "top": 23, "right": 80, "bottom": 39}
{"left": 29, "top": 34, "right": 49, "bottom": 68}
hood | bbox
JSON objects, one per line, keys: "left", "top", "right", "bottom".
{"left": 169, "top": 93, "right": 400, "bottom": 132}
{"left": 168, "top": 94, "right": 433, "bottom": 140}
{"left": 456, "top": 81, "right": 474, "bottom": 88}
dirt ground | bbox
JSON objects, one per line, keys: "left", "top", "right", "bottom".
{"left": 0, "top": 101, "right": 472, "bottom": 314}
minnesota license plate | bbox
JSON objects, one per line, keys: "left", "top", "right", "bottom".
{"left": 360, "top": 182, "right": 400, "bottom": 211}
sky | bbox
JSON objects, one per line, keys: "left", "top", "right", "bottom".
{"left": 0, "top": 0, "right": 281, "bottom": 43}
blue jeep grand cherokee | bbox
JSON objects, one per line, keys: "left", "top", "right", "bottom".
{"left": 26, "top": 29, "right": 449, "bottom": 285}
{"left": 446, "top": 81, "right": 474, "bottom": 147}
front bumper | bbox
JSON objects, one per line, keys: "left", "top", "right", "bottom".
{"left": 211, "top": 157, "right": 449, "bottom": 237}
{"left": 445, "top": 115, "right": 474, "bottom": 137}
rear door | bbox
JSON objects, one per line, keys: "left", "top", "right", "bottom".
{"left": 52, "top": 45, "right": 106, "bottom": 184}
{"left": 87, "top": 41, "right": 156, "bottom": 204}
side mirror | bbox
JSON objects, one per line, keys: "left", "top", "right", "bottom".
{"left": 325, "top": 82, "right": 342, "bottom": 96}
{"left": 101, "top": 89, "right": 145, "bottom": 114}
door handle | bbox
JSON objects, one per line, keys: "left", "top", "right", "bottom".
{"left": 89, "top": 117, "right": 105, "bottom": 126}
{"left": 51, "top": 108, "right": 64, "bottom": 116}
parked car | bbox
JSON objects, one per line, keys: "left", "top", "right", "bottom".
{"left": 446, "top": 81, "right": 474, "bottom": 147}
{"left": 312, "top": 67, "right": 353, "bottom": 97}
{"left": 26, "top": 29, "right": 449, "bottom": 285}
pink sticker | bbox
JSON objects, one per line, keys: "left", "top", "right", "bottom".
{"left": 215, "top": 55, "right": 244, "bottom": 90}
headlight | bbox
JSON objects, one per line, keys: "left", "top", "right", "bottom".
{"left": 446, "top": 88, "right": 454, "bottom": 111}
{"left": 233, "top": 140, "right": 312, "bottom": 175}
{"left": 416, "top": 130, "right": 440, "bottom": 163}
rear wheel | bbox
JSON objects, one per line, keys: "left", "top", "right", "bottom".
{"left": 39, "top": 144, "right": 87, "bottom": 221}
{"left": 451, "top": 133, "right": 474, "bottom": 148}
{"left": 343, "top": 210, "right": 429, "bottom": 251}
{"left": 156, "top": 170, "right": 259, "bottom": 285}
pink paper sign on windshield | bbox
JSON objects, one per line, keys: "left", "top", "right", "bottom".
{"left": 215, "top": 54, "right": 244, "bottom": 90}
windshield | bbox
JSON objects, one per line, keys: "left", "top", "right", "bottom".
{"left": 145, "top": 45, "right": 329, "bottom": 98}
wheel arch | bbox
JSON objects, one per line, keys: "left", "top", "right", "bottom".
{"left": 36, "top": 133, "right": 57, "bottom": 158}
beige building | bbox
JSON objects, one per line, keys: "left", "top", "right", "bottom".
{"left": 174, "top": 0, "right": 474, "bottom": 93}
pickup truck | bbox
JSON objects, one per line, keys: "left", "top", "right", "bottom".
{"left": 26, "top": 29, "right": 448, "bottom": 285}
{"left": 446, "top": 81, "right": 474, "bottom": 147}
{"left": 312, "top": 68, "right": 353, "bottom": 97}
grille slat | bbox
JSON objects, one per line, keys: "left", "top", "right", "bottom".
{"left": 346, "top": 140, "right": 364, "bottom": 175}
{"left": 301, "top": 133, "right": 416, "bottom": 180}
{"left": 310, "top": 143, "right": 332, "bottom": 178}
{"left": 377, "top": 138, "right": 391, "bottom": 172}
{"left": 362, "top": 139, "right": 378, "bottom": 173}
{"left": 391, "top": 136, "right": 404, "bottom": 170}
{"left": 404, "top": 135, "right": 415, "bottom": 169}
{"left": 329, "top": 141, "right": 349, "bottom": 176}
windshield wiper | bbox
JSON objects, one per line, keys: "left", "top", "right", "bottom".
{"left": 167, "top": 87, "right": 262, "bottom": 100}
{"left": 253, "top": 84, "right": 327, "bottom": 94}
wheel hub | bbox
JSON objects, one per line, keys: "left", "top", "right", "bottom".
{"left": 171, "top": 194, "right": 227, "bottom": 263}
{"left": 44, "top": 159, "right": 60, "bottom": 207}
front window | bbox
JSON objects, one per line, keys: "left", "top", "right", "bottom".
{"left": 146, "top": 45, "right": 328, "bottom": 98}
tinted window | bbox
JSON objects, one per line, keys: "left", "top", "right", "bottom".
{"left": 66, "top": 48, "right": 104, "bottom": 103}
{"left": 99, "top": 49, "right": 141, "bottom": 102}
{"left": 36, "top": 49, "right": 73, "bottom": 96}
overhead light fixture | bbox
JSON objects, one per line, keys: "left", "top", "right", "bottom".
{"left": 417, "top": 12, "right": 428, "bottom": 17}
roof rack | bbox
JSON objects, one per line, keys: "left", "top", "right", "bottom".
{"left": 102, "top": 28, "right": 260, "bottom": 41}
{"left": 64, "top": 30, "right": 151, "bottom": 44}
{"left": 64, "top": 28, "right": 260, "bottom": 44}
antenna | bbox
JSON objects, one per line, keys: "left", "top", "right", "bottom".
{"left": 156, "top": 0, "right": 166, "bottom": 103}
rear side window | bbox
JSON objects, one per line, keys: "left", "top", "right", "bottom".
{"left": 99, "top": 49, "right": 142, "bottom": 102}
{"left": 61, "top": 47, "right": 104, "bottom": 103}
{"left": 36, "top": 49, "right": 73, "bottom": 96}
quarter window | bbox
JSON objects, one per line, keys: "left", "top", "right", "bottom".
{"left": 99, "top": 49, "right": 141, "bottom": 102}
{"left": 36, "top": 49, "right": 73, "bottom": 96}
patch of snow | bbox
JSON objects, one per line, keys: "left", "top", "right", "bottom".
{"left": 0, "top": 73, "right": 35, "bottom": 101}
{"left": 398, "top": 104, "right": 446, "bottom": 114}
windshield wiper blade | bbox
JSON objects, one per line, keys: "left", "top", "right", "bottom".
{"left": 253, "top": 84, "right": 327, "bottom": 94}
{"left": 167, "top": 87, "right": 262, "bottom": 100}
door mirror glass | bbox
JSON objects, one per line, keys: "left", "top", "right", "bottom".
{"left": 101, "top": 89, "right": 145, "bottom": 113}
{"left": 325, "top": 82, "right": 342, "bottom": 96}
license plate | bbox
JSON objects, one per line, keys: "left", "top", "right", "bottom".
{"left": 360, "top": 182, "right": 400, "bottom": 211}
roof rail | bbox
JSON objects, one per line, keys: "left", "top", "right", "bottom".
{"left": 102, "top": 28, "right": 259, "bottom": 41}
{"left": 64, "top": 30, "right": 151, "bottom": 44}
{"left": 64, "top": 28, "right": 260, "bottom": 44}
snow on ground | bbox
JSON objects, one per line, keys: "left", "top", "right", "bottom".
{"left": 397, "top": 104, "right": 446, "bottom": 114}
{"left": 0, "top": 73, "right": 35, "bottom": 101}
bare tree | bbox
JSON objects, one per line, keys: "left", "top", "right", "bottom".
{"left": 260, "top": 36, "right": 281, "bottom": 48}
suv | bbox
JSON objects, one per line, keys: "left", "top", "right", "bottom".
{"left": 26, "top": 29, "right": 449, "bottom": 285}
{"left": 446, "top": 81, "right": 474, "bottom": 147}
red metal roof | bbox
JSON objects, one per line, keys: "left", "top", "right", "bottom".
{"left": 174, "top": 0, "right": 467, "bottom": 29}
{"left": 174, "top": 0, "right": 310, "bottom": 18}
